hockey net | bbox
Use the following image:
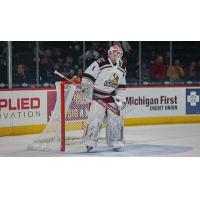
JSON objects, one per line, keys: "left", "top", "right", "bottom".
{"left": 28, "top": 81, "right": 89, "bottom": 152}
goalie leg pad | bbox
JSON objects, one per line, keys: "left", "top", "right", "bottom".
{"left": 83, "top": 101, "right": 105, "bottom": 147}
{"left": 106, "top": 103, "right": 125, "bottom": 148}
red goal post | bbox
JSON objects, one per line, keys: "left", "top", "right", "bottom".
{"left": 60, "top": 81, "right": 85, "bottom": 151}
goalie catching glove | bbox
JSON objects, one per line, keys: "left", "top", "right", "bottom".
{"left": 113, "top": 95, "right": 126, "bottom": 110}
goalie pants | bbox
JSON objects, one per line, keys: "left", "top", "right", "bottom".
{"left": 83, "top": 100, "right": 124, "bottom": 148}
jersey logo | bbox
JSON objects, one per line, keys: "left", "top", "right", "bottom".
{"left": 104, "top": 73, "right": 119, "bottom": 88}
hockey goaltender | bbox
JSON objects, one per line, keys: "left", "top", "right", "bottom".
{"left": 81, "top": 45, "right": 127, "bottom": 152}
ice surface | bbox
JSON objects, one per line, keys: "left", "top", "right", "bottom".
{"left": 0, "top": 124, "right": 200, "bottom": 156}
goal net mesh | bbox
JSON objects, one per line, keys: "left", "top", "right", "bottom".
{"left": 28, "top": 82, "right": 89, "bottom": 151}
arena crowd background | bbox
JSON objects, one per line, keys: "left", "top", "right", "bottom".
{"left": 1, "top": 41, "right": 200, "bottom": 88}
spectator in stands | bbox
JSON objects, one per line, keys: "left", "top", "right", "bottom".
{"left": 13, "top": 64, "right": 31, "bottom": 86}
{"left": 72, "top": 43, "right": 82, "bottom": 63}
{"left": 0, "top": 68, "right": 6, "bottom": 85}
{"left": 167, "top": 59, "right": 185, "bottom": 81}
{"left": 72, "top": 68, "right": 83, "bottom": 82}
{"left": 48, "top": 63, "right": 61, "bottom": 83}
{"left": 44, "top": 48, "right": 53, "bottom": 57}
{"left": 44, "top": 48, "right": 54, "bottom": 68}
{"left": 85, "top": 45, "right": 99, "bottom": 65}
{"left": 98, "top": 46, "right": 107, "bottom": 58}
{"left": 74, "top": 56, "right": 83, "bottom": 71}
{"left": 150, "top": 56, "right": 168, "bottom": 81}
{"left": 188, "top": 61, "right": 197, "bottom": 80}
{"left": 52, "top": 48, "right": 62, "bottom": 63}
{"left": 61, "top": 65, "right": 74, "bottom": 79}
{"left": 77, "top": 67, "right": 83, "bottom": 77}
{"left": 183, "top": 66, "right": 189, "bottom": 80}
{"left": 125, "top": 58, "right": 139, "bottom": 84}
{"left": 62, "top": 55, "right": 73, "bottom": 68}
{"left": 163, "top": 52, "right": 170, "bottom": 66}
{"left": 141, "top": 61, "right": 151, "bottom": 81}
{"left": 0, "top": 46, "right": 7, "bottom": 85}
{"left": 61, "top": 55, "right": 75, "bottom": 78}
{"left": 195, "top": 61, "right": 200, "bottom": 81}
{"left": 57, "top": 56, "right": 64, "bottom": 66}
{"left": 52, "top": 62, "right": 60, "bottom": 72}
{"left": 39, "top": 55, "right": 51, "bottom": 83}
{"left": 0, "top": 65, "right": 7, "bottom": 85}
{"left": 61, "top": 66, "right": 69, "bottom": 79}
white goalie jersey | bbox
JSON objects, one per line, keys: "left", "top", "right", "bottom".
{"left": 82, "top": 45, "right": 126, "bottom": 150}
{"left": 82, "top": 57, "right": 126, "bottom": 102}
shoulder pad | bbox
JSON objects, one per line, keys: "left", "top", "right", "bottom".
{"left": 97, "top": 58, "right": 110, "bottom": 68}
{"left": 96, "top": 57, "right": 106, "bottom": 64}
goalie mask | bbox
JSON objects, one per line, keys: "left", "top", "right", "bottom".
{"left": 108, "top": 45, "right": 123, "bottom": 63}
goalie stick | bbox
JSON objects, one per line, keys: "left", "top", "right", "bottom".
{"left": 54, "top": 70, "right": 121, "bottom": 116}
{"left": 54, "top": 70, "right": 135, "bottom": 114}
{"left": 54, "top": 70, "right": 76, "bottom": 84}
